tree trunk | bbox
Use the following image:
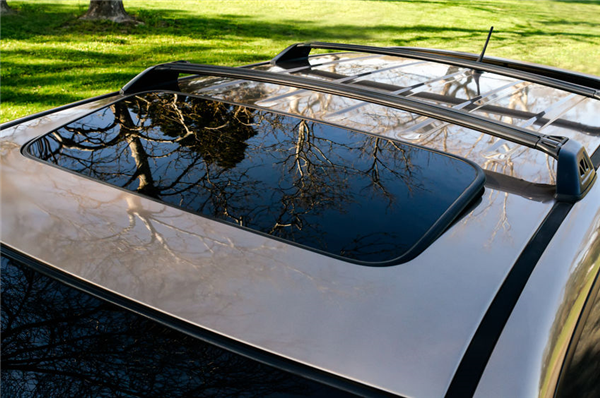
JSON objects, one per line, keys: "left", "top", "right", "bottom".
{"left": 81, "top": 0, "right": 135, "bottom": 23}
{"left": 0, "top": 0, "right": 15, "bottom": 15}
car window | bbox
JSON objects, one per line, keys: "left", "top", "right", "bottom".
{"left": 556, "top": 285, "right": 600, "bottom": 398}
{"left": 0, "top": 255, "right": 356, "bottom": 397}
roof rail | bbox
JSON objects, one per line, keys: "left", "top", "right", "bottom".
{"left": 392, "top": 47, "right": 600, "bottom": 91}
{"left": 121, "top": 62, "right": 596, "bottom": 202}
{"left": 271, "top": 42, "right": 600, "bottom": 99}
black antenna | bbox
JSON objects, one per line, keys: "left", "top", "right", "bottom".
{"left": 474, "top": 26, "right": 494, "bottom": 95}
{"left": 477, "top": 26, "right": 494, "bottom": 63}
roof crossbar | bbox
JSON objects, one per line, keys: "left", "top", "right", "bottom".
{"left": 389, "top": 80, "right": 526, "bottom": 136}
{"left": 274, "top": 65, "right": 600, "bottom": 136}
{"left": 396, "top": 47, "right": 600, "bottom": 92}
{"left": 519, "top": 93, "right": 585, "bottom": 130}
{"left": 271, "top": 42, "right": 600, "bottom": 99}
{"left": 121, "top": 62, "right": 596, "bottom": 202}
{"left": 256, "top": 60, "right": 426, "bottom": 105}
{"left": 179, "top": 55, "right": 383, "bottom": 97}
{"left": 391, "top": 70, "right": 467, "bottom": 96}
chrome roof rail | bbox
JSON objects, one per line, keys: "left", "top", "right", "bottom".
{"left": 121, "top": 62, "right": 596, "bottom": 202}
{"left": 272, "top": 42, "right": 600, "bottom": 99}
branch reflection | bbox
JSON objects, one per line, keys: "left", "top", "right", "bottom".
{"left": 28, "top": 92, "right": 480, "bottom": 262}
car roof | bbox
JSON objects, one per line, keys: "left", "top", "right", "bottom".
{"left": 1, "top": 44, "right": 600, "bottom": 397}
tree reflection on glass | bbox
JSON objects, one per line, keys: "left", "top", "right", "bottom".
{"left": 28, "top": 92, "right": 480, "bottom": 263}
{"left": 556, "top": 288, "right": 600, "bottom": 398}
{"left": 0, "top": 257, "right": 353, "bottom": 397}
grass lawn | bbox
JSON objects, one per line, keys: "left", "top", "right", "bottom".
{"left": 1, "top": 0, "right": 599, "bottom": 123}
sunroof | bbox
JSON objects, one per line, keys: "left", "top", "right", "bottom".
{"left": 27, "top": 92, "right": 484, "bottom": 264}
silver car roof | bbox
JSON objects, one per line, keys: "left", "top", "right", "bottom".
{"left": 2, "top": 48, "right": 600, "bottom": 397}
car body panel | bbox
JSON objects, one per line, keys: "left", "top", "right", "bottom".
{"left": 474, "top": 179, "right": 600, "bottom": 398}
{"left": 2, "top": 96, "right": 553, "bottom": 397}
{"left": 2, "top": 49, "right": 599, "bottom": 397}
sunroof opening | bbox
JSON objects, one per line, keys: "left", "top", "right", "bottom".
{"left": 26, "top": 92, "right": 484, "bottom": 264}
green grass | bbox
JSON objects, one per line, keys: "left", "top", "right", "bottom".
{"left": 1, "top": 0, "right": 599, "bottom": 123}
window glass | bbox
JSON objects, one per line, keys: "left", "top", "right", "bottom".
{"left": 27, "top": 92, "right": 483, "bottom": 264}
{"left": 556, "top": 287, "right": 600, "bottom": 398}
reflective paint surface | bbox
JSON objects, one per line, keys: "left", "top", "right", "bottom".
{"left": 2, "top": 50, "right": 599, "bottom": 397}
{"left": 474, "top": 180, "right": 600, "bottom": 398}
{"left": 1, "top": 97, "right": 554, "bottom": 397}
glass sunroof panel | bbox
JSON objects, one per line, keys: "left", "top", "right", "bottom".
{"left": 27, "top": 92, "right": 484, "bottom": 264}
